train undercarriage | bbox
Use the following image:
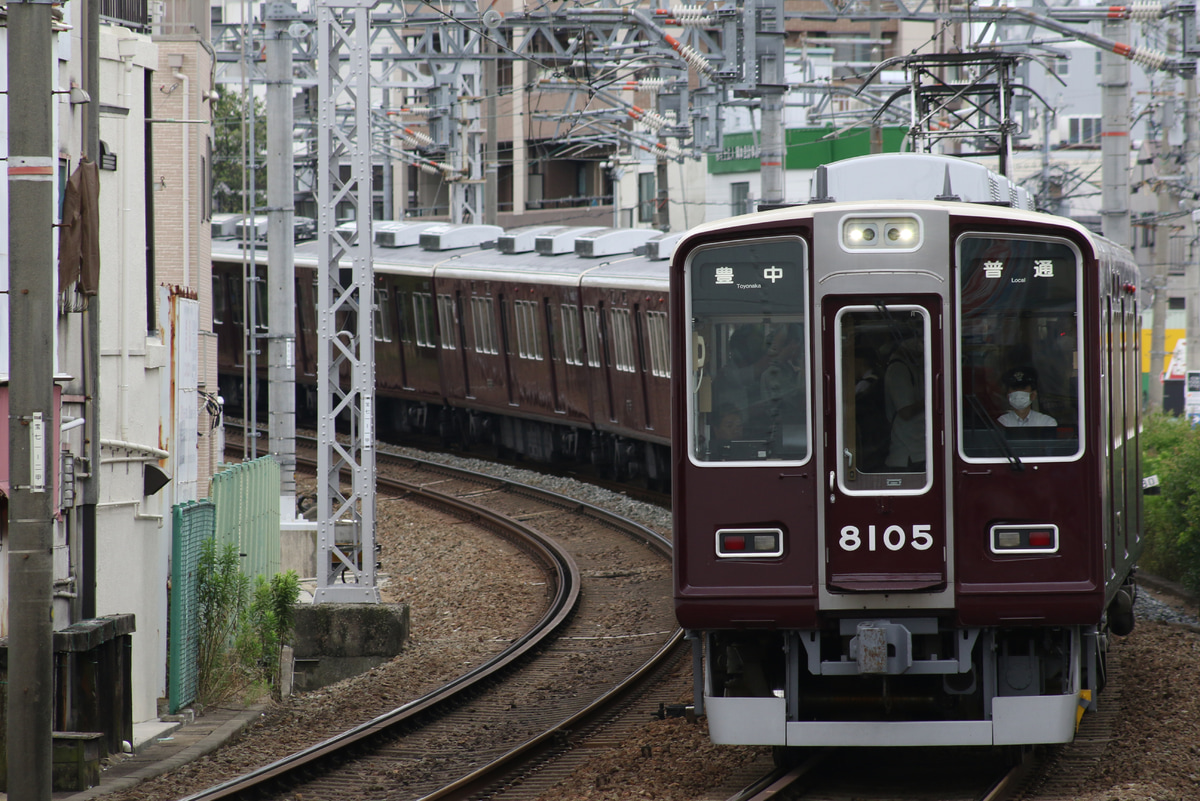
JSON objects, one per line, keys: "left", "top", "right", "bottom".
{"left": 221, "top": 375, "right": 670, "bottom": 489}
{"left": 691, "top": 617, "right": 1111, "bottom": 748}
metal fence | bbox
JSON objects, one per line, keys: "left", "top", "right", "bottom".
{"left": 169, "top": 457, "right": 281, "bottom": 712}
{"left": 209, "top": 456, "right": 282, "bottom": 580}
{"left": 169, "top": 499, "right": 215, "bottom": 714}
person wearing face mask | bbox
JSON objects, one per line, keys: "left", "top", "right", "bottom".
{"left": 998, "top": 367, "right": 1057, "bottom": 427}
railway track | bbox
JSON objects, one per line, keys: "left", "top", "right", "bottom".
{"left": 187, "top": 430, "right": 682, "bottom": 800}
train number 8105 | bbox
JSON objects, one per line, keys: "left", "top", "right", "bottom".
{"left": 838, "top": 524, "right": 934, "bottom": 552}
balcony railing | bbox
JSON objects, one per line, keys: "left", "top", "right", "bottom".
{"left": 100, "top": 0, "right": 149, "bottom": 33}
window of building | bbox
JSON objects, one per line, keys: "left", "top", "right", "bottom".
{"left": 731, "top": 182, "right": 751, "bottom": 216}
{"left": 1067, "top": 116, "right": 1102, "bottom": 146}
{"left": 638, "top": 173, "right": 656, "bottom": 223}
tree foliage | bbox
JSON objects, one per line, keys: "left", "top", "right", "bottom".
{"left": 1140, "top": 413, "right": 1200, "bottom": 592}
{"left": 211, "top": 85, "right": 267, "bottom": 215}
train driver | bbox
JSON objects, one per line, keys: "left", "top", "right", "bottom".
{"left": 997, "top": 367, "right": 1057, "bottom": 427}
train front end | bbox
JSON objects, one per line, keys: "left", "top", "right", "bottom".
{"left": 671, "top": 154, "right": 1141, "bottom": 749}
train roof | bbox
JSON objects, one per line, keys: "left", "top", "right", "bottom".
{"left": 212, "top": 226, "right": 672, "bottom": 287}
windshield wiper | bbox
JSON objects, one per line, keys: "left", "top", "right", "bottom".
{"left": 967, "top": 394, "right": 1023, "bottom": 471}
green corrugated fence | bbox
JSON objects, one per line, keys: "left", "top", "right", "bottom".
{"left": 209, "top": 456, "right": 282, "bottom": 581}
{"left": 169, "top": 499, "right": 215, "bottom": 714}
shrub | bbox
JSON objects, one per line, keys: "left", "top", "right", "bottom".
{"left": 1141, "top": 413, "right": 1200, "bottom": 592}
{"left": 197, "top": 538, "right": 301, "bottom": 704}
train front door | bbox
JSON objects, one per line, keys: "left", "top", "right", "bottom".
{"left": 820, "top": 297, "right": 949, "bottom": 602}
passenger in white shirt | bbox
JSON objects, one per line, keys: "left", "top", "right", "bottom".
{"left": 997, "top": 367, "right": 1057, "bottom": 427}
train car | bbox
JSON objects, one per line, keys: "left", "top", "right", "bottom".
{"left": 671, "top": 153, "right": 1142, "bottom": 752}
{"left": 578, "top": 251, "right": 672, "bottom": 485}
{"left": 212, "top": 223, "right": 673, "bottom": 484}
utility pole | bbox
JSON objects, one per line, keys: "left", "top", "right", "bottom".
{"left": 1184, "top": 72, "right": 1200, "bottom": 376}
{"left": 1100, "top": 16, "right": 1132, "bottom": 249}
{"left": 266, "top": 2, "right": 298, "bottom": 517}
{"left": 1147, "top": 28, "right": 1175, "bottom": 413}
{"left": 7, "top": 0, "right": 57, "bottom": 796}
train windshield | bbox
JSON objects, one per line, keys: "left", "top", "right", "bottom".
{"left": 685, "top": 237, "right": 810, "bottom": 464}
{"left": 956, "top": 235, "right": 1082, "bottom": 461}
{"left": 835, "top": 306, "right": 932, "bottom": 493}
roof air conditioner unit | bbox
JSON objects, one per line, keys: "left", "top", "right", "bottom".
{"left": 533, "top": 226, "right": 608, "bottom": 256}
{"left": 497, "top": 225, "right": 570, "bottom": 254}
{"left": 574, "top": 228, "right": 658, "bottom": 258}
{"left": 419, "top": 224, "right": 504, "bottom": 251}
{"left": 644, "top": 232, "right": 685, "bottom": 261}
{"left": 375, "top": 221, "right": 441, "bottom": 248}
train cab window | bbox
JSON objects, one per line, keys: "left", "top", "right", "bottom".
{"left": 957, "top": 235, "right": 1082, "bottom": 461}
{"left": 685, "top": 236, "right": 810, "bottom": 464}
{"left": 835, "top": 307, "right": 931, "bottom": 493}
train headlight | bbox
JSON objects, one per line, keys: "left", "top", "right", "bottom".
{"left": 841, "top": 216, "right": 922, "bottom": 251}
{"left": 885, "top": 221, "right": 917, "bottom": 243}
{"left": 990, "top": 524, "right": 1059, "bottom": 555}
{"left": 716, "top": 528, "right": 784, "bottom": 558}
{"left": 843, "top": 221, "right": 879, "bottom": 248}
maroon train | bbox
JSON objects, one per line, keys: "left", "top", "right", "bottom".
{"left": 671, "top": 154, "right": 1144, "bottom": 751}
{"left": 212, "top": 223, "right": 675, "bottom": 486}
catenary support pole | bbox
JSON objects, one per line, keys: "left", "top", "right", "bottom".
{"left": 267, "top": 3, "right": 298, "bottom": 517}
{"left": 7, "top": 0, "right": 58, "bottom": 797}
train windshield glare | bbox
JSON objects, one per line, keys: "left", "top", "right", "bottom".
{"left": 957, "top": 235, "right": 1083, "bottom": 460}
{"left": 686, "top": 237, "right": 810, "bottom": 464}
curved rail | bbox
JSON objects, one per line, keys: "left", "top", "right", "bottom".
{"left": 180, "top": 439, "right": 680, "bottom": 800}
{"left": 177, "top": 473, "right": 580, "bottom": 801}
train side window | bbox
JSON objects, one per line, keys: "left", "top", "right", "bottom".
{"left": 212, "top": 273, "right": 225, "bottom": 325}
{"left": 230, "top": 274, "right": 244, "bottom": 328}
{"left": 561, "top": 304, "right": 583, "bottom": 366}
{"left": 471, "top": 296, "right": 498, "bottom": 354}
{"left": 582, "top": 305, "right": 602, "bottom": 368}
{"left": 253, "top": 274, "right": 269, "bottom": 332}
{"left": 610, "top": 308, "right": 635, "bottom": 372}
{"left": 684, "top": 236, "right": 810, "bottom": 465}
{"left": 413, "top": 292, "right": 435, "bottom": 348}
{"left": 437, "top": 293, "right": 458, "bottom": 349}
{"left": 956, "top": 235, "right": 1082, "bottom": 461}
{"left": 514, "top": 299, "right": 543, "bottom": 360}
{"left": 646, "top": 311, "right": 670, "bottom": 378}
{"left": 373, "top": 286, "right": 393, "bottom": 343}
